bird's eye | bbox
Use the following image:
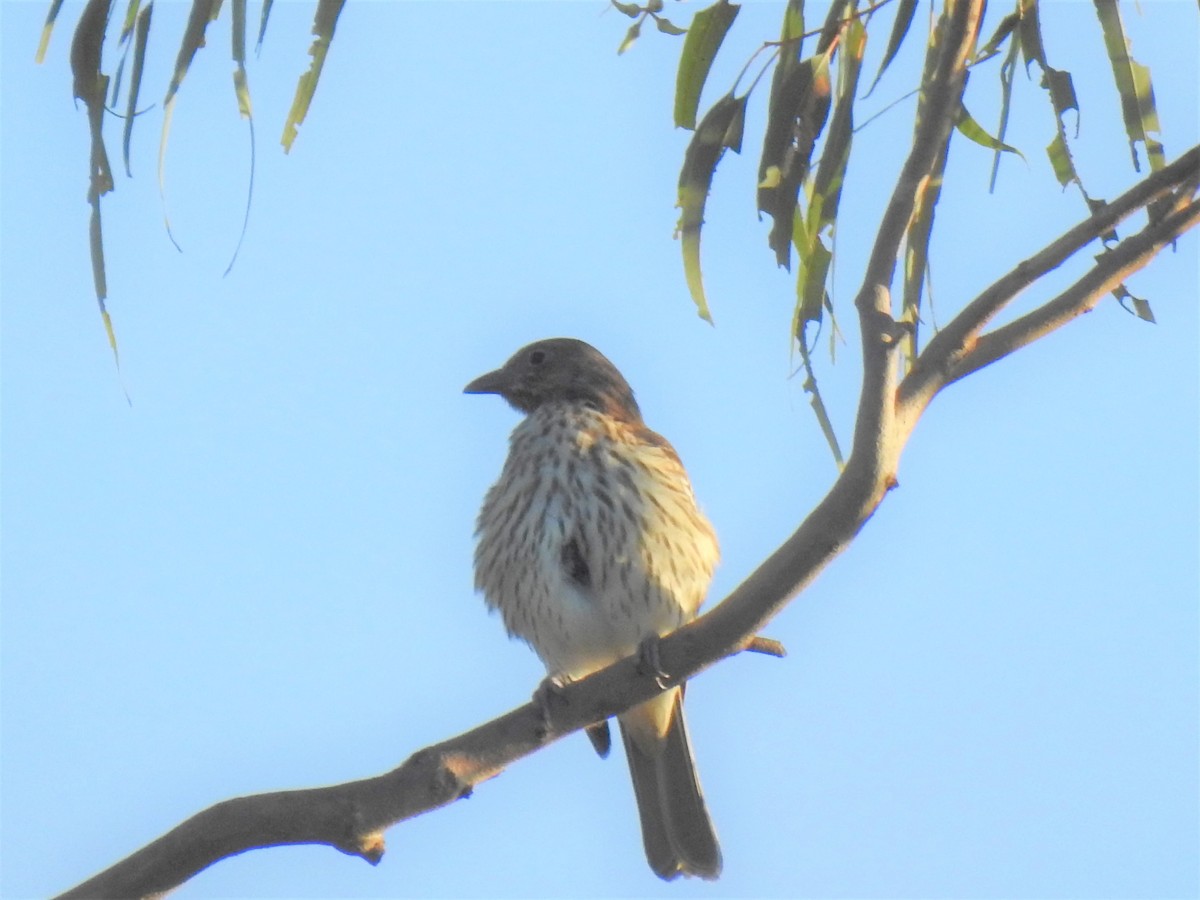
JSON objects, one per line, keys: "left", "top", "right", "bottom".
{"left": 529, "top": 349, "right": 547, "bottom": 366}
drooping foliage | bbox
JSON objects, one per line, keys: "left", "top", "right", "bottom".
{"left": 615, "top": 0, "right": 1168, "bottom": 460}
{"left": 37, "top": 0, "right": 345, "bottom": 367}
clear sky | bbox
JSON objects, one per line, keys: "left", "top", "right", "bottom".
{"left": 2, "top": 2, "right": 1197, "bottom": 898}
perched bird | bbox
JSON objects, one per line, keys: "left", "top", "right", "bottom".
{"left": 465, "top": 337, "right": 722, "bottom": 881}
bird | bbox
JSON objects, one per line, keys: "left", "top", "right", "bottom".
{"left": 465, "top": 337, "right": 722, "bottom": 881}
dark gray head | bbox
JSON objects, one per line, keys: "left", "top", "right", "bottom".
{"left": 464, "top": 337, "right": 642, "bottom": 421}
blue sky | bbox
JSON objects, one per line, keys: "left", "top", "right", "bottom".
{"left": 2, "top": 1, "right": 1197, "bottom": 898}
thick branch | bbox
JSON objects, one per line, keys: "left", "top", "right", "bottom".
{"left": 852, "top": 0, "right": 983, "bottom": 459}
{"left": 900, "top": 145, "right": 1200, "bottom": 413}
{"left": 948, "top": 197, "right": 1200, "bottom": 382}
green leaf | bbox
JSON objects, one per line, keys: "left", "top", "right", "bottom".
{"left": 611, "top": 0, "right": 640, "bottom": 17}
{"left": 988, "top": 22, "right": 1020, "bottom": 192}
{"left": 1093, "top": 0, "right": 1164, "bottom": 173}
{"left": 121, "top": 0, "right": 152, "bottom": 177}
{"left": 792, "top": 15, "right": 862, "bottom": 366}
{"left": 676, "top": 93, "right": 746, "bottom": 321}
{"left": 1045, "top": 131, "right": 1077, "bottom": 188}
{"left": 758, "top": 51, "right": 832, "bottom": 269}
{"left": 1041, "top": 65, "right": 1078, "bottom": 128}
{"left": 1113, "top": 284, "right": 1156, "bottom": 323}
{"left": 226, "top": 0, "right": 255, "bottom": 276}
{"left": 955, "top": 105, "right": 1025, "bottom": 159}
{"left": 282, "top": 0, "right": 346, "bottom": 152}
{"left": 865, "top": 0, "right": 916, "bottom": 96}
{"left": 654, "top": 16, "right": 687, "bottom": 36}
{"left": 793, "top": 311, "right": 845, "bottom": 468}
{"left": 1130, "top": 296, "right": 1156, "bottom": 323}
{"left": 160, "top": 0, "right": 222, "bottom": 248}
{"left": 70, "top": 0, "right": 117, "bottom": 358}
{"left": 617, "top": 18, "right": 641, "bottom": 55}
{"left": 1017, "top": 0, "right": 1046, "bottom": 69}
{"left": 35, "top": 0, "right": 66, "bottom": 64}
{"left": 976, "top": 11, "right": 1018, "bottom": 64}
{"left": 255, "top": 0, "right": 273, "bottom": 53}
{"left": 673, "top": 0, "right": 739, "bottom": 129}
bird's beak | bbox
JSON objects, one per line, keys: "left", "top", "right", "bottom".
{"left": 463, "top": 367, "right": 509, "bottom": 395}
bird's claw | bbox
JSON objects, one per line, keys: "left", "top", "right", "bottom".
{"left": 636, "top": 635, "right": 671, "bottom": 691}
{"left": 532, "top": 674, "right": 573, "bottom": 738}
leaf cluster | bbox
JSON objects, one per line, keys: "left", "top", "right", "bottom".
{"left": 36, "top": 0, "right": 347, "bottom": 368}
{"left": 643, "top": 0, "right": 1172, "bottom": 461}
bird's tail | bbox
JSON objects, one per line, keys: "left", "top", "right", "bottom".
{"left": 619, "top": 688, "right": 722, "bottom": 880}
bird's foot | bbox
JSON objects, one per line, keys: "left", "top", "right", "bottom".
{"left": 531, "top": 674, "right": 573, "bottom": 739}
{"left": 635, "top": 635, "right": 671, "bottom": 691}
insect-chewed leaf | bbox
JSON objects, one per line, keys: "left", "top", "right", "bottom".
{"left": 1093, "top": 0, "right": 1164, "bottom": 174}
{"left": 1045, "top": 131, "right": 1077, "bottom": 188}
{"left": 1017, "top": 0, "right": 1047, "bottom": 69}
{"left": 673, "top": 0, "right": 740, "bottom": 129}
{"left": 866, "top": 0, "right": 916, "bottom": 96}
{"left": 1041, "top": 65, "right": 1078, "bottom": 125}
{"left": 282, "top": 0, "right": 346, "bottom": 152}
{"left": 955, "top": 105, "right": 1025, "bottom": 159}
{"left": 758, "top": 53, "right": 832, "bottom": 269}
{"left": 676, "top": 93, "right": 746, "bottom": 321}
{"left": 1113, "top": 284, "right": 1156, "bottom": 323}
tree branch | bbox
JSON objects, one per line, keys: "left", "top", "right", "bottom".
{"left": 852, "top": 0, "right": 984, "bottom": 457}
{"left": 899, "top": 144, "right": 1200, "bottom": 413}
{"left": 948, "top": 196, "right": 1200, "bottom": 383}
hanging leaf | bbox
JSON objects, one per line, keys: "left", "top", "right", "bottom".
{"left": 1017, "top": 0, "right": 1046, "bottom": 70}
{"left": 282, "top": 0, "right": 346, "bottom": 152}
{"left": 255, "top": 0, "right": 273, "bottom": 53}
{"left": 955, "top": 105, "right": 1025, "bottom": 159}
{"left": 795, "top": 16, "right": 865, "bottom": 341}
{"left": 976, "top": 10, "right": 1018, "bottom": 64}
{"left": 122, "top": 1, "right": 152, "bottom": 177}
{"left": 611, "top": 0, "right": 641, "bottom": 17}
{"left": 108, "top": 0, "right": 142, "bottom": 105}
{"left": 865, "top": 0, "right": 916, "bottom": 96}
{"left": 226, "top": 0, "right": 255, "bottom": 275}
{"left": 674, "top": 0, "right": 740, "bottom": 129}
{"left": 1041, "top": 65, "right": 1078, "bottom": 130}
{"left": 1113, "top": 284, "right": 1156, "bottom": 323}
{"left": 795, "top": 328, "right": 845, "bottom": 468}
{"left": 70, "top": 0, "right": 120, "bottom": 367}
{"left": 676, "top": 93, "right": 747, "bottom": 321}
{"left": 35, "top": 0, "right": 67, "bottom": 64}
{"left": 1093, "top": 0, "right": 1164, "bottom": 174}
{"left": 617, "top": 18, "right": 642, "bottom": 55}
{"left": 159, "top": 0, "right": 223, "bottom": 248}
{"left": 1045, "top": 131, "right": 1076, "bottom": 188}
{"left": 655, "top": 17, "right": 687, "bottom": 36}
{"left": 988, "top": 20, "right": 1020, "bottom": 192}
{"left": 758, "top": 51, "right": 833, "bottom": 269}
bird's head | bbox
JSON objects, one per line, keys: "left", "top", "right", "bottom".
{"left": 464, "top": 338, "right": 642, "bottom": 421}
